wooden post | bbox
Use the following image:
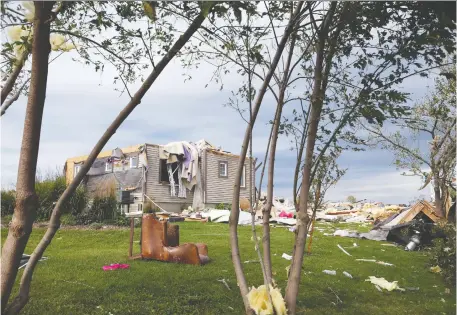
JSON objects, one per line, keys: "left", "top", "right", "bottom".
{"left": 307, "top": 215, "right": 317, "bottom": 255}
{"left": 129, "top": 217, "right": 134, "bottom": 258}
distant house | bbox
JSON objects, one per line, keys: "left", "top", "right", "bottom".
{"left": 64, "top": 140, "right": 255, "bottom": 213}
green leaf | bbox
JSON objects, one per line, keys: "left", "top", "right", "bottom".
{"left": 142, "top": 1, "right": 156, "bottom": 22}
{"left": 200, "top": 2, "right": 213, "bottom": 18}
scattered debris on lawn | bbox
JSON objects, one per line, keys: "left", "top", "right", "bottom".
{"left": 323, "top": 270, "right": 337, "bottom": 275}
{"left": 365, "top": 276, "right": 405, "bottom": 292}
{"left": 19, "top": 254, "right": 48, "bottom": 270}
{"left": 430, "top": 265, "right": 442, "bottom": 273}
{"left": 102, "top": 263, "right": 130, "bottom": 271}
{"left": 328, "top": 287, "right": 343, "bottom": 305}
{"left": 337, "top": 244, "right": 352, "bottom": 256}
{"left": 217, "top": 279, "right": 231, "bottom": 290}
{"left": 247, "top": 284, "right": 287, "bottom": 315}
{"left": 282, "top": 253, "right": 292, "bottom": 260}
{"left": 356, "top": 259, "right": 395, "bottom": 267}
{"left": 343, "top": 271, "right": 353, "bottom": 279}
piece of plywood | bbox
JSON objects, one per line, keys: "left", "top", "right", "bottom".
{"left": 399, "top": 201, "right": 440, "bottom": 224}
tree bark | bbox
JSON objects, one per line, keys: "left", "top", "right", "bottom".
{"left": 1, "top": 52, "right": 29, "bottom": 105}
{"left": 229, "top": 3, "right": 305, "bottom": 313}
{"left": 263, "top": 33, "right": 297, "bottom": 283}
{"left": 4, "top": 7, "right": 212, "bottom": 315}
{"left": 292, "top": 106, "right": 310, "bottom": 210}
{"left": 0, "top": 2, "right": 55, "bottom": 312}
{"left": 433, "top": 173, "right": 444, "bottom": 217}
{"left": 285, "top": 3, "right": 340, "bottom": 313}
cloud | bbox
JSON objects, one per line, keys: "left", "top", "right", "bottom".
{"left": 1, "top": 37, "right": 436, "bottom": 205}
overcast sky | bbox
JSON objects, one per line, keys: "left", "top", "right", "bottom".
{"left": 1, "top": 41, "right": 434, "bottom": 204}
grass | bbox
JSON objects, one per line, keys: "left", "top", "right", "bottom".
{"left": 1, "top": 221, "right": 455, "bottom": 315}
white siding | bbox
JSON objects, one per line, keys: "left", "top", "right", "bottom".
{"left": 205, "top": 150, "right": 255, "bottom": 204}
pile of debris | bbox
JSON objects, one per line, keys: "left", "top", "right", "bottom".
{"left": 169, "top": 195, "right": 298, "bottom": 226}
{"left": 315, "top": 201, "right": 408, "bottom": 224}
{"left": 332, "top": 200, "right": 445, "bottom": 250}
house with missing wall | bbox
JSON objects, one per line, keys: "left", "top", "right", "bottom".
{"left": 64, "top": 140, "right": 256, "bottom": 213}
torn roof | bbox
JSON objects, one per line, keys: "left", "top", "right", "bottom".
{"left": 65, "top": 139, "right": 254, "bottom": 166}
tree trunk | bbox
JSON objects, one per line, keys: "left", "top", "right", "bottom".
{"left": 263, "top": 32, "right": 297, "bottom": 283}
{"left": 4, "top": 7, "right": 212, "bottom": 314}
{"left": 256, "top": 116, "right": 275, "bottom": 203}
{"left": 262, "top": 102, "right": 282, "bottom": 283}
{"left": 284, "top": 3, "right": 339, "bottom": 313}
{"left": 434, "top": 174, "right": 444, "bottom": 217}
{"left": 229, "top": 3, "right": 304, "bottom": 313}
{"left": 292, "top": 109, "right": 310, "bottom": 210}
{"left": 0, "top": 2, "right": 55, "bottom": 312}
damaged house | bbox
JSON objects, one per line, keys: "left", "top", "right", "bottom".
{"left": 64, "top": 140, "right": 255, "bottom": 213}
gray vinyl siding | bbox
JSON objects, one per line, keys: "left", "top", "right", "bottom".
{"left": 205, "top": 150, "right": 255, "bottom": 204}
{"left": 144, "top": 144, "right": 194, "bottom": 205}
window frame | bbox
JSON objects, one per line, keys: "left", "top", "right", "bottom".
{"left": 105, "top": 161, "right": 113, "bottom": 172}
{"left": 240, "top": 165, "right": 246, "bottom": 188}
{"left": 74, "top": 164, "right": 81, "bottom": 178}
{"left": 159, "top": 159, "right": 179, "bottom": 184}
{"left": 218, "top": 161, "right": 228, "bottom": 178}
{"left": 129, "top": 156, "right": 139, "bottom": 168}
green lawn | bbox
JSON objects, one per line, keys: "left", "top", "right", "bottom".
{"left": 1, "top": 222, "right": 455, "bottom": 315}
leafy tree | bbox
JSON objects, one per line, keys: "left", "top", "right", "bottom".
{"left": 364, "top": 67, "right": 456, "bottom": 217}
{"left": 346, "top": 195, "right": 357, "bottom": 203}
{"left": 1, "top": 1, "right": 218, "bottom": 313}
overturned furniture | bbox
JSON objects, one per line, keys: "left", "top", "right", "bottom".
{"left": 129, "top": 213, "right": 209, "bottom": 265}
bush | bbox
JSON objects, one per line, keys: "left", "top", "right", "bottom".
{"left": 65, "top": 186, "right": 88, "bottom": 216}
{"left": 115, "top": 215, "right": 130, "bottom": 226}
{"left": 35, "top": 175, "right": 67, "bottom": 220}
{"left": 1, "top": 190, "right": 15, "bottom": 216}
{"left": 33, "top": 174, "right": 88, "bottom": 221}
{"left": 2, "top": 173, "right": 88, "bottom": 222}
{"left": 215, "top": 203, "right": 232, "bottom": 210}
{"left": 429, "top": 223, "right": 456, "bottom": 287}
{"left": 89, "top": 222, "right": 104, "bottom": 230}
{"left": 76, "top": 195, "right": 119, "bottom": 225}
{"left": 60, "top": 214, "right": 77, "bottom": 226}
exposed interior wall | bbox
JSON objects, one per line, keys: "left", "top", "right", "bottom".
{"left": 144, "top": 144, "right": 195, "bottom": 209}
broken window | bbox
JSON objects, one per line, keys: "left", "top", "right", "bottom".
{"left": 241, "top": 165, "right": 246, "bottom": 188}
{"left": 219, "top": 161, "right": 228, "bottom": 178}
{"left": 74, "top": 164, "right": 81, "bottom": 178}
{"left": 130, "top": 156, "right": 138, "bottom": 168}
{"left": 105, "top": 161, "right": 113, "bottom": 172}
{"left": 160, "top": 160, "right": 179, "bottom": 184}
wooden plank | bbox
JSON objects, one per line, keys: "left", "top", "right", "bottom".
{"left": 128, "top": 218, "right": 134, "bottom": 258}
{"left": 399, "top": 202, "right": 423, "bottom": 224}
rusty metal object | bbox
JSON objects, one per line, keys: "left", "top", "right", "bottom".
{"left": 141, "top": 214, "right": 209, "bottom": 265}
